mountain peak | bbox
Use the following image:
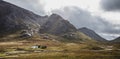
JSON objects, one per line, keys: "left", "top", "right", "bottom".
{"left": 49, "top": 14, "right": 64, "bottom": 20}
{"left": 40, "top": 14, "right": 77, "bottom": 35}
{"left": 51, "top": 13, "right": 60, "bottom": 17}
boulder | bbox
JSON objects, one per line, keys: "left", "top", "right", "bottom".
{"left": 20, "top": 33, "right": 32, "bottom": 38}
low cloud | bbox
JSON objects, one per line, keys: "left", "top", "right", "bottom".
{"left": 101, "top": 0, "right": 120, "bottom": 11}
{"left": 52, "top": 6, "right": 120, "bottom": 40}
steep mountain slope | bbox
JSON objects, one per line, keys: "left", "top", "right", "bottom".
{"left": 40, "top": 14, "right": 77, "bottom": 35}
{"left": 79, "top": 27, "right": 107, "bottom": 42}
{"left": 0, "top": 0, "right": 43, "bottom": 35}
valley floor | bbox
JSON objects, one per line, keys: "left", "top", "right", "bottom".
{"left": 0, "top": 39, "right": 119, "bottom": 59}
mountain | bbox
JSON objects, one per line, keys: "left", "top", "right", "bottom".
{"left": 111, "top": 37, "right": 120, "bottom": 42}
{"left": 0, "top": 0, "right": 96, "bottom": 43}
{"left": 79, "top": 27, "right": 107, "bottom": 42}
{"left": 39, "top": 14, "right": 77, "bottom": 35}
{"left": 0, "top": 0, "right": 77, "bottom": 34}
{"left": 0, "top": 0, "right": 77, "bottom": 36}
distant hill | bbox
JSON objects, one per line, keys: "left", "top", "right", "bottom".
{"left": 111, "top": 37, "right": 120, "bottom": 42}
{"left": 79, "top": 27, "right": 107, "bottom": 42}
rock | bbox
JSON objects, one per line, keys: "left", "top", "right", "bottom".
{"left": 20, "top": 33, "right": 32, "bottom": 38}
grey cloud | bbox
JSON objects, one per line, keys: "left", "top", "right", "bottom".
{"left": 96, "top": 17, "right": 120, "bottom": 34}
{"left": 103, "top": 24, "right": 120, "bottom": 34}
{"left": 101, "top": 0, "right": 120, "bottom": 11}
{"left": 4, "top": 0, "right": 46, "bottom": 15}
{"left": 52, "top": 6, "right": 120, "bottom": 39}
{"left": 52, "top": 7, "right": 102, "bottom": 29}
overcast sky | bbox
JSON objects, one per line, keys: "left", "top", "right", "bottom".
{"left": 4, "top": 0, "right": 120, "bottom": 40}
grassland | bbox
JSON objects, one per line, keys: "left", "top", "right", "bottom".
{"left": 0, "top": 34, "right": 119, "bottom": 59}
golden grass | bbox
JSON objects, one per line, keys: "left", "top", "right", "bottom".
{"left": 5, "top": 50, "right": 120, "bottom": 59}
{"left": 0, "top": 33, "right": 119, "bottom": 59}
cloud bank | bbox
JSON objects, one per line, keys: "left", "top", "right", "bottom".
{"left": 101, "top": 0, "right": 120, "bottom": 11}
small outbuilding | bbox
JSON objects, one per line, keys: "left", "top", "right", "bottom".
{"left": 31, "top": 45, "right": 47, "bottom": 49}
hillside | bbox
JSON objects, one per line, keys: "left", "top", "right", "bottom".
{"left": 79, "top": 27, "right": 107, "bottom": 42}
{"left": 112, "top": 37, "right": 120, "bottom": 42}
